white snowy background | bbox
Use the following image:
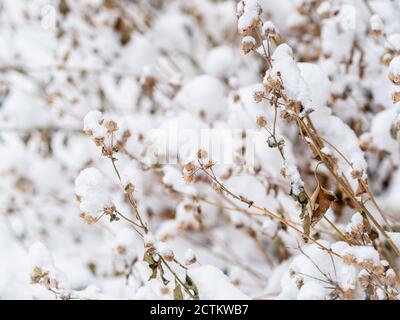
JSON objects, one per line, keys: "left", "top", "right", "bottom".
{"left": 0, "top": 0, "right": 400, "bottom": 300}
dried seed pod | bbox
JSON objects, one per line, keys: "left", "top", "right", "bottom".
{"left": 256, "top": 115, "right": 267, "bottom": 127}
{"left": 242, "top": 36, "right": 256, "bottom": 54}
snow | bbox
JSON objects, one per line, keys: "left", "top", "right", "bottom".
{"left": 320, "top": 146, "right": 332, "bottom": 156}
{"left": 262, "top": 21, "right": 277, "bottom": 36}
{"left": 267, "top": 44, "right": 313, "bottom": 116}
{"left": 336, "top": 264, "right": 357, "bottom": 291}
{"left": 205, "top": 46, "right": 237, "bottom": 79}
{"left": 184, "top": 248, "right": 196, "bottom": 264}
{"left": 83, "top": 111, "right": 107, "bottom": 139}
{"left": 317, "top": 2, "right": 331, "bottom": 17}
{"left": 0, "top": 268, "right": 30, "bottom": 299}
{"left": 345, "top": 212, "right": 364, "bottom": 233}
{"left": 1, "top": 0, "right": 400, "bottom": 301}
{"left": 386, "top": 268, "right": 396, "bottom": 280}
{"left": 188, "top": 265, "right": 250, "bottom": 300}
{"left": 369, "top": 107, "right": 399, "bottom": 163}
{"left": 300, "top": 61, "right": 368, "bottom": 181}
{"left": 237, "top": 0, "right": 261, "bottom": 34}
{"left": 297, "top": 281, "right": 329, "bottom": 300}
{"left": 162, "top": 166, "right": 196, "bottom": 195}
{"left": 387, "top": 232, "right": 400, "bottom": 248}
{"left": 370, "top": 14, "right": 384, "bottom": 33}
{"left": 389, "top": 56, "right": 400, "bottom": 83}
{"left": 75, "top": 168, "right": 113, "bottom": 217}
{"left": 174, "top": 75, "right": 227, "bottom": 122}
{"left": 279, "top": 242, "right": 361, "bottom": 300}
{"left": 387, "top": 33, "right": 400, "bottom": 51}
{"left": 282, "top": 162, "right": 305, "bottom": 197}
{"left": 146, "top": 113, "right": 207, "bottom": 164}
{"left": 155, "top": 241, "right": 174, "bottom": 261}
{"left": 297, "top": 63, "right": 330, "bottom": 108}
{"left": 242, "top": 36, "right": 257, "bottom": 53}
{"left": 376, "top": 288, "right": 386, "bottom": 300}
{"left": 175, "top": 200, "right": 200, "bottom": 229}
{"left": 342, "top": 246, "right": 382, "bottom": 267}
{"left": 261, "top": 219, "right": 279, "bottom": 238}
{"left": 144, "top": 232, "right": 156, "bottom": 248}
{"left": 29, "top": 242, "right": 53, "bottom": 269}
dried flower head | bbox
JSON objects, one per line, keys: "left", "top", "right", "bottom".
{"left": 242, "top": 36, "right": 256, "bottom": 54}
{"left": 256, "top": 115, "right": 267, "bottom": 127}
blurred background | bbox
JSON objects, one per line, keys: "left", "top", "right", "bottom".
{"left": 1, "top": 0, "right": 400, "bottom": 300}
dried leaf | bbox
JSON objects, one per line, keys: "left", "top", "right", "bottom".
{"left": 302, "top": 211, "right": 311, "bottom": 242}
{"left": 369, "top": 228, "right": 379, "bottom": 241}
{"left": 291, "top": 188, "right": 308, "bottom": 205}
{"left": 185, "top": 274, "right": 199, "bottom": 300}
{"left": 148, "top": 266, "right": 158, "bottom": 281}
{"left": 355, "top": 180, "right": 367, "bottom": 197}
{"left": 310, "top": 183, "right": 336, "bottom": 227}
{"left": 158, "top": 264, "right": 170, "bottom": 286}
{"left": 173, "top": 280, "right": 184, "bottom": 300}
{"left": 143, "top": 252, "right": 159, "bottom": 281}
{"left": 309, "top": 183, "right": 320, "bottom": 209}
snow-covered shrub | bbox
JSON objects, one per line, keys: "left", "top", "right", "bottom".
{"left": 1, "top": 0, "right": 400, "bottom": 300}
